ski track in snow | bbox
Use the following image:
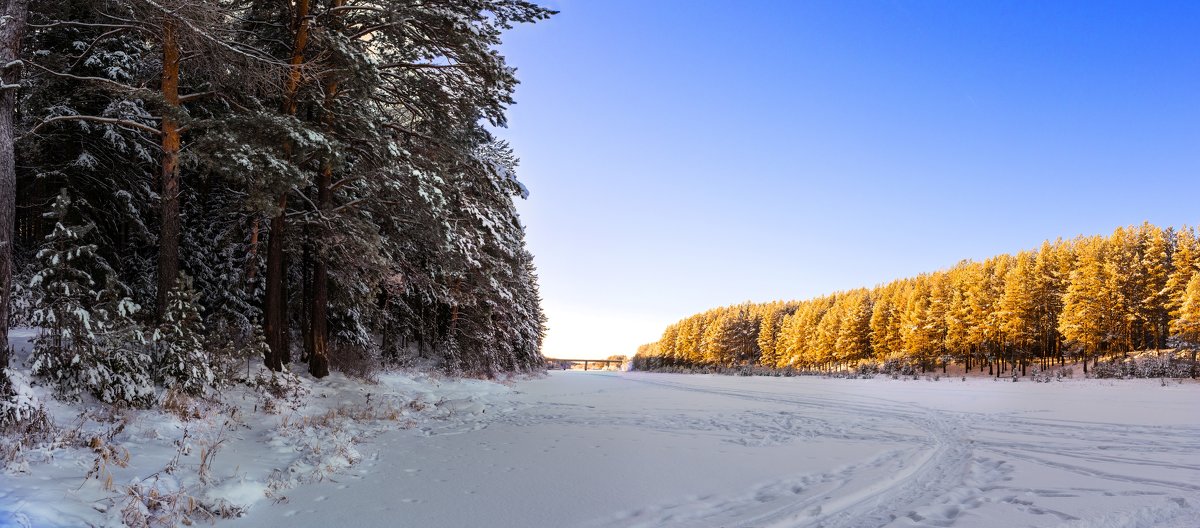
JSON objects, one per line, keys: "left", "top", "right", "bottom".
{"left": 509, "top": 374, "right": 1200, "bottom": 528}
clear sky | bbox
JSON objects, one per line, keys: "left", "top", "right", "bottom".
{"left": 495, "top": 0, "right": 1200, "bottom": 360}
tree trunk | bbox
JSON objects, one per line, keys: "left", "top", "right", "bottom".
{"left": 1191, "top": 347, "right": 1196, "bottom": 379}
{"left": 281, "top": 248, "right": 291, "bottom": 364}
{"left": 246, "top": 218, "right": 260, "bottom": 281}
{"left": 263, "top": 0, "right": 311, "bottom": 369}
{"left": 282, "top": 0, "right": 310, "bottom": 117}
{"left": 263, "top": 196, "right": 287, "bottom": 371}
{"left": 308, "top": 0, "right": 343, "bottom": 379}
{"left": 0, "top": 0, "right": 29, "bottom": 355}
{"left": 156, "top": 19, "right": 182, "bottom": 317}
{"left": 301, "top": 224, "right": 312, "bottom": 363}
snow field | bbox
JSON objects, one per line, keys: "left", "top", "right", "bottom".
{"left": 5, "top": 334, "right": 1199, "bottom": 528}
{"left": 242, "top": 371, "right": 1199, "bottom": 528}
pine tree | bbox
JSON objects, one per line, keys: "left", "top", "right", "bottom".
{"left": 1140, "top": 224, "right": 1172, "bottom": 349}
{"left": 1170, "top": 274, "right": 1200, "bottom": 378}
{"left": 152, "top": 275, "right": 214, "bottom": 395}
{"left": 1165, "top": 227, "right": 1198, "bottom": 326}
{"left": 1104, "top": 226, "right": 1144, "bottom": 354}
{"left": 29, "top": 190, "right": 152, "bottom": 406}
{"left": 1000, "top": 251, "right": 1039, "bottom": 372}
{"left": 836, "top": 290, "right": 873, "bottom": 366}
{"left": 757, "top": 302, "right": 796, "bottom": 368}
{"left": 869, "top": 282, "right": 903, "bottom": 362}
{"left": 1059, "top": 237, "right": 1111, "bottom": 375}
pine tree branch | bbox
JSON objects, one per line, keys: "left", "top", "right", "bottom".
{"left": 68, "top": 28, "right": 129, "bottom": 71}
{"left": 378, "top": 62, "right": 465, "bottom": 71}
{"left": 26, "top": 61, "right": 144, "bottom": 93}
{"left": 178, "top": 90, "right": 215, "bottom": 104}
{"left": 130, "top": 0, "right": 290, "bottom": 67}
{"left": 21, "top": 115, "right": 162, "bottom": 140}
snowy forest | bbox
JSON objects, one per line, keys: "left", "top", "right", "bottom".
{"left": 0, "top": 0, "right": 553, "bottom": 412}
{"left": 634, "top": 223, "right": 1200, "bottom": 378}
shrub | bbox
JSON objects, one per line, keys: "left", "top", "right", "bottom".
{"left": 330, "top": 341, "right": 381, "bottom": 384}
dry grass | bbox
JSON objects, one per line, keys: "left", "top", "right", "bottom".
{"left": 160, "top": 389, "right": 210, "bottom": 421}
{"left": 83, "top": 435, "right": 131, "bottom": 492}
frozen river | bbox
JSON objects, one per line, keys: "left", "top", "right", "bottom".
{"left": 241, "top": 371, "right": 1200, "bottom": 528}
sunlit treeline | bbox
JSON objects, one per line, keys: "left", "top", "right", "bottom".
{"left": 634, "top": 223, "right": 1200, "bottom": 377}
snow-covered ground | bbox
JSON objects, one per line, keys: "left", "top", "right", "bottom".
{"left": 0, "top": 329, "right": 511, "bottom": 527}
{"left": 4, "top": 343, "right": 1199, "bottom": 528}
{"left": 238, "top": 371, "right": 1200, "bottom": 528}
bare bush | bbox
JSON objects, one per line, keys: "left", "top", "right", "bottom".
{"left": 329, "top": 341, "right": 381, "bottom": 384}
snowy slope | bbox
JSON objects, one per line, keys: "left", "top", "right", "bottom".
{"left": 238, "top": 371, "right": 1200, "bottom": 528}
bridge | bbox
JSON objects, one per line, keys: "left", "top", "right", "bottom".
{"left": 544, "top": 358, "right": 624, "bottom": 371}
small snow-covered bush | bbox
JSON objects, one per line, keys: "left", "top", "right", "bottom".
{"left": 6, "top": 274, "right": 40, "bottom": 327}
{"left": 1136, "top": 352, "right": 1190, "bottom": 378}
{"left": 207, "top": 325, "right": 269, "bottom": 386}
{"left": 1092, "top": 361, "right": 1121, "bottom": 379}
{"left": 121, "top": 474, "right": 211, "bottom": 528}
{"left": 0, "top": 367, "right": 42, "bottom": 427}
{"left": 1092, "top": 355, "right": 1190, "bottom": 379}
{"left": 2, "top": 359, "right": 59, "bottom": 468}
{"left": 250, "top": 368, "right": 309, "bottom": 413}
{"left": 880, "top": 359, "right": 917, "bottom": 376}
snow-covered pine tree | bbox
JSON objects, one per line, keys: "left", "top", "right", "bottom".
{"left": 18, "top": 0, "right": 160, "bottom": 310}
{"left": 29, "top": 190, "right": 153, "bottom": 406}
{"left": 15, "top": 0, "right": 555, "bottom": 383}
{"left": 152, "top": 274, "right": 214, "bottom": 395}
{"left": 29, "top": 190, "right": 108, "bottom": 401}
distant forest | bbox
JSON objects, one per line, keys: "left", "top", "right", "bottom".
{"left": 0, "top": 0, "right": 553, "bottom": 407}
{"left": 634, "top": 223, "right": 1200, "bottom": 378}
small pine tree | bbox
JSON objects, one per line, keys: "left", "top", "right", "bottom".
{"left": 29, "top": 191, "right": 153, "bottom": 406}
{"left": 29, "top": 191, "right": 108, "bottom": 401}
{"left": 152, "top": 275, "right": 215, "bottom": 396}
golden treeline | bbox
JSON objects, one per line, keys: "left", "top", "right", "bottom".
{"left": 634, "top": 223, "right": 1200, "bottom": 376}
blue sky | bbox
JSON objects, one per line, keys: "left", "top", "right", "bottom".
{"left": 496, "top": 0, "right": 1200, "bottom": 359}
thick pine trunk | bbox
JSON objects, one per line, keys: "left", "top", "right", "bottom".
{"left": 0, "top": 0, "right": 29, "bottom": 355}
{"left": 263, "top": 0, "right": 311, "bottom": 370}
{"left": 156, "top": 19, "right": 182, "bottom": 317}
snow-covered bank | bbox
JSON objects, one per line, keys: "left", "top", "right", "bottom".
{"left": 0, "top": 328, "right": 518, "bottom": 527}
{"left": 238, "top": 371, "right": 1199, "bottom": 528}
